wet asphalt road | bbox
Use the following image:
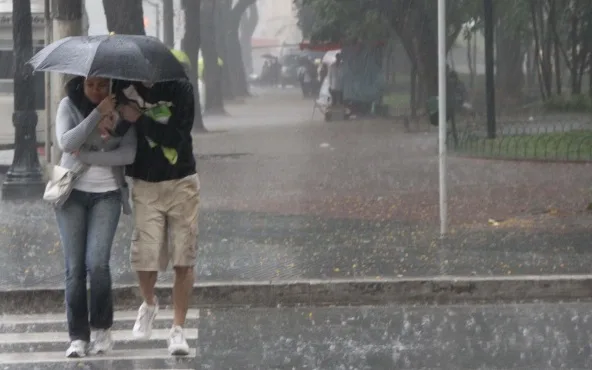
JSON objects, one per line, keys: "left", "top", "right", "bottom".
{"left": 2, "top": 88, "right": 592, "bottom": 289}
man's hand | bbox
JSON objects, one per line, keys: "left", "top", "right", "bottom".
{"left": 98, "top": 113, "right": 116, "bottom": 138}
{"left": 118, "top": 102, "right": 142, "bottom": 123}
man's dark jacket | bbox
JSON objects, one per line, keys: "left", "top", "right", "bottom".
{"left": 122, "top": 79, "right": 196, "bottom": 182}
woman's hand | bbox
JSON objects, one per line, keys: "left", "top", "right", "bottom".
{"left": 97, "top": 94, "right": 116, "bottom": 116}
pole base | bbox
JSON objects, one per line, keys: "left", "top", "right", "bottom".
{"left": 1, "top": 169, "right": 45, "bottom": 201}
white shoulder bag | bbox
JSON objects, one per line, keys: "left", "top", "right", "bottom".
{"left": 43, "top": 162, "right": 89, "bottom": 207}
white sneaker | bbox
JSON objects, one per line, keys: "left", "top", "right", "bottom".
{"left": 132, "top": 298, "right": 159, "bottom": 340}
{"left": 167, "top": 325, "right": 190, "bottom": 356}
{"left": 89, "top": 329, "right": 113, "bottom": 354}
{"left": 65, "top": 339, "right": 88, "bottom": 358}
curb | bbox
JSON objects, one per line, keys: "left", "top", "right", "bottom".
{"left": 2, "top": 275, "right": 592, "bottom": 314}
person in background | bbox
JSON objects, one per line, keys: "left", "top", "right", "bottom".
{"left": 54, "top": 76, "right": 137, "bottom": 358}
{"left": 297, "top": 56, "right": 313, "bottom": 98}
{"left": 116, "top": 78, "right": 199, "bottom": 357}
{"left": 328, "top": 53, "right": 344, "bottom": 106}
{"left": 318, "top": 62, "right": 328, "bottom": 86}
{"left": 271, "top": 58, "right": 281, "bottom": 86}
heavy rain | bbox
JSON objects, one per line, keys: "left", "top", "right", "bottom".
{"left": 0, "top": 0, "right": 591, "bottom": 369}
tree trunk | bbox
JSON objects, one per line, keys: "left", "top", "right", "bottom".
{"left": 103, "top": 0, "right": 145, "bottom": 35}
{"left": 554, "top": 31, "right": 562, "bottom": 95}
{"left": 529, "top": 0, "right": 548, "bottom": 99}
{"left": 567, "top": 8, "right": 591, "bottom": 96}
{"left": 181, "top": 0, "right": 205, "bottom": 130}
{"left": 50, "top": 0, "right": 83, "bottom": 164}
{"left": 163, "top": 0, "right": 174, "bottom": 48}
{"left": 239, "top": 3, "right": 258, "bottom": 75}
{"left": 466, "top": 30, "right": 474, "bottom": 91}
{"left": 496, "top": 25, "right": 524, "bottom": 100}
{"left": 525, "top": 42, "right": 535, "bottom": 89}
{"left": 217, "top": 0, "right": 234, "bottom": 99}
{"left": 392, "top": 2, "right": 439, "bottom": 103}
{"left": 201, "top": 0, "right": 225, "bottom": 114}
{"left": 226, "top": 29, "right": 249, "bottom": 97}
{"left": 410, "top": 61, "right": 417, "bottom": 118}
{"left": 472, "top": 32, "right": 477, "bottom": 85}
{"left": 226, "top": 0, "right": 256, "bottom": 97}
{"left": 542, "top": 2, "right": 553, "bottom": 95}
{"left": 589, "top": 58, "right": 592, "bottom": 96}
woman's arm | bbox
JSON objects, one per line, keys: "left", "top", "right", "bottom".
{"left": 77, "top": 124, "right": 137, "bottom": 166}
{"left": 55, "top": 98, "right": 103, "bottom": 153}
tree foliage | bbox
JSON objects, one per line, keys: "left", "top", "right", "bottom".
{"left": 296, "top": 0, "right": 592, "bottom": 102}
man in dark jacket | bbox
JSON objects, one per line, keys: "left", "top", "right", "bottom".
{"left": 117, "top": 78, "right": 198, "bottom": 356}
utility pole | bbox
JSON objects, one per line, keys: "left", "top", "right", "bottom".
{"left": 437, "top": 0, "right": 448, "bottom": 236}
{"left": 484, "top": 0, "right": 496, "bottom": 139}
{"left": 2, "top": 0, "right": 45, "bottom": 199}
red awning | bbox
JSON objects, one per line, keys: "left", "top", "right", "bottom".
{"left": 300, "top": 40, "right": 387, "bottom": 52}
{"left": 299, "top": 41, "right": 341, "bottom": 52}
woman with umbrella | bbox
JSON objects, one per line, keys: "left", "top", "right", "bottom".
{"left": 28, "top": 34, "right": 189, "bottom": 358}
{"left": 52, "top": 73, "right": 137, "bottom": 359}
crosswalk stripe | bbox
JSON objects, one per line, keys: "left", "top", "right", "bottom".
{"left": 0, "top": 328, "right": 198, "bottom": 344}
{"left": 0, "top": 309, "right": 199, "bottom": 367}
{"left": 0, "top": 348, "right": 197, "bottom": 365}
{"left": 0, "top": 308, "right": 200, "bottom": 325}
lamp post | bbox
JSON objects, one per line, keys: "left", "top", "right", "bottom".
{"left": 1, "top": 0, "right": 45, "bottom": 200}
{"left": 484, "top": 0, "right": 496, "bottom": 139}
{"left": 143, "top": 0, "right": 161, "bottom": 40}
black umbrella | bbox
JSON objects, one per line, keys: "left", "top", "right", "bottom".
{"left": 28, "top": 34, "right": 187, "bottom": 83}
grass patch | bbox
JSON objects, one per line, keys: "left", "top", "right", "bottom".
{"left": 457, "top": 130, "right": 592, "bottom": 161}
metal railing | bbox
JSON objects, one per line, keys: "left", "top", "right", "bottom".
{"left": 450, "top": 114, "right": 592, "bottom": 162}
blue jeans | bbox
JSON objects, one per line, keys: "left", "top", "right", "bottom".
{"left": 55, "top": 189, "right": 122, "bottom": 342}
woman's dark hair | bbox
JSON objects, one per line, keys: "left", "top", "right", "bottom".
{"left": 65, "top": 76, "right": 134, "bottom": 137}
{"left": 65, "top": 76, "right": 95, "bottom": 118}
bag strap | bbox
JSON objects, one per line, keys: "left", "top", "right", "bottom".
{"left": 71, "top": 161, "right": 90, "bottom": 176}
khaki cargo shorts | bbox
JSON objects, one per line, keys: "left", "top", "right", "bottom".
{"left": 130, "top": 174, "right": 200, "bottom": 271}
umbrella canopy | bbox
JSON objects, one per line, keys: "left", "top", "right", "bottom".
{"left": 28, "top": 34, "right": 187, "bottom": 83}
{"left": 322, "top": 49, "right": 341, "bottom": 65}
